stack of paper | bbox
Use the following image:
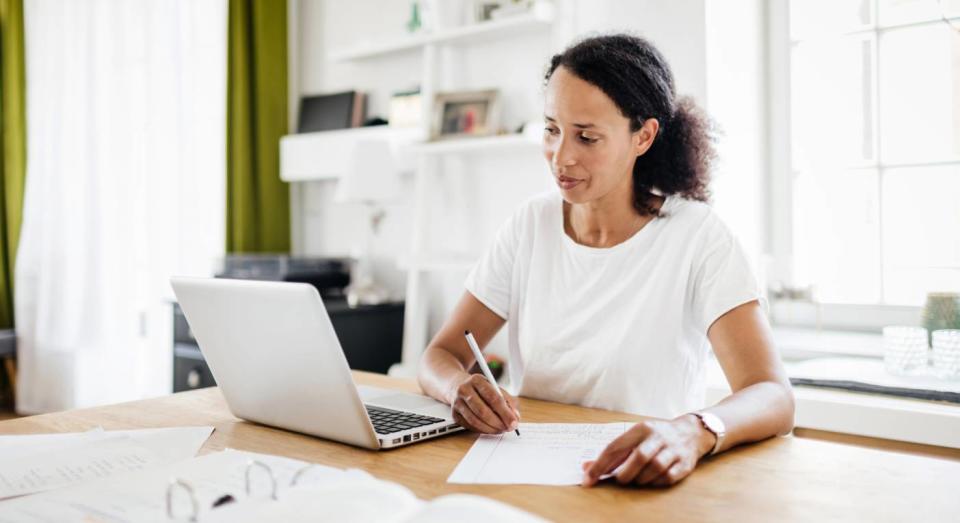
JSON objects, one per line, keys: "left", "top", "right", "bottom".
{"left": 0, "top": 449, "right": 547, "bottom": 522}
{"left": 0, "top": 426, "right": 213, "bottom": 500}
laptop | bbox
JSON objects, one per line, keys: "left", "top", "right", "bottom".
{"left": 170, "top": 277, "right": 463, "bottom": 449}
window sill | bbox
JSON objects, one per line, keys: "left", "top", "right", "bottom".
{"left": 708, "top": 378, "right": 960, "bottom": 449}
{"left": 769, "top": 300, "right": 922, "bottom": 333}
{"left": 772, "top": 326, "right": 884, "bottom": 360}
{"left": 708, "top": 328, "right": 960, "bottom": 449}
{"left": 770, "top": 326, "right": 960, "bottom": 399}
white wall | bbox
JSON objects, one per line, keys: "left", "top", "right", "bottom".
{"left": 289, "top": 0, "right": 765, "bottom": 358}
{"left": 705, "top": 0, "right": 767, "bottom": 280}
{"left": 571, "top": 0, "right": 708, "bottom": 103}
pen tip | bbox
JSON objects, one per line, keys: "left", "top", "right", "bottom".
{"left": 515, "top": 429, "right": 521, "bottom": 437}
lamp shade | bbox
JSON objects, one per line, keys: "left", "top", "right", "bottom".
{"left": 334, "top": 139, "right": 402, "bottom": 204}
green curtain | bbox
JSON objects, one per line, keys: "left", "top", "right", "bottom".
{"left": 227, "top": 0, "right": 290, "bottom": 253}
{"left": 0, "top": 0, "right": 25, "bottom": 330}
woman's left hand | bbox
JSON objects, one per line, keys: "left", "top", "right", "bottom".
{"left": 581, "top": 415, "right": 715, "bottom": 488}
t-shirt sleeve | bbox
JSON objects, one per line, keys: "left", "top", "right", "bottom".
{"left": 463, "top": 210, "right": 522, "bottom": 320}
{"left": 690, "top": 218, "right": 766, "bottom": 334}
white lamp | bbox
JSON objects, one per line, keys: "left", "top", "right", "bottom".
{"left": 335, "top": 139, "right": 402, "bottom": 307}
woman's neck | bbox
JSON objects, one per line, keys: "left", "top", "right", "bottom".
{"left": 564, "top": 181, "right": 662, "bottom": 248}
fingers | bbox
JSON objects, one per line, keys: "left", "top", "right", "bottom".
{"left": 501, "top": 389, "right": 521, "bottom": 420}
{"left": 582, "top": 422, "right": 652, "bottom": 486}
{"left": 453, "top": 375, "right": 518, "bottom": 433}
{"left": 462, "top": 390, "right": 506, "bottom": 431}
{"left": 582, "top": 419, "right": 703, "bottom": 488}
{"left": 472, "top": 380, "right": 516, "bottom": 431}
{"left": 452, "top": 398, "right": 500, "bottom": 433}
{"left": 650, "top": 460, "right": 694, "bottom": 487}
{"left": 634, "top": 448, "right": 679, "bottom": 485}
{"left": 467, "top": 382, "right": 513, "bottom": 431}
{"left": 614, "top": 435, "right": 665, "bottom": 485}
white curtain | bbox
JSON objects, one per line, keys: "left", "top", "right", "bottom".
{"left": 16, "top": 0, "right": 227, "bottom": 414}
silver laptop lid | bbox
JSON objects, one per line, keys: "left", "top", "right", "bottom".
{"left": 170, "top": 277, "right": 380, "bottom": 449}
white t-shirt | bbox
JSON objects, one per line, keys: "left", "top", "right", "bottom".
{"left": 464, "top": 190, "right": 763, "bottom": 419}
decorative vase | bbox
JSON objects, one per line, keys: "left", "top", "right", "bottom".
{"left": 922, "top": 292, "right": 960, "bottom": 344}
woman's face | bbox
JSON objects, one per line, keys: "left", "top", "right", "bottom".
{"left": 543, "top": 66, "right": 658, "bottom": 207}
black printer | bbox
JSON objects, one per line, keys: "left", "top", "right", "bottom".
{"left": 215, "top": 254, "right": 351, "bottom": 300}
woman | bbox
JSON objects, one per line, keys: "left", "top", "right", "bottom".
{"left": 417, "top": 34, "right": 795, "bottom": 488}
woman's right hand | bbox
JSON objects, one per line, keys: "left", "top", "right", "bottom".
{"left": 449, "top": 373, "right": 521, "bottom": 434}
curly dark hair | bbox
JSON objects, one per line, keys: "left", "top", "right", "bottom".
{"left": 544, "top": 33, "right": 715, "bottom": 216}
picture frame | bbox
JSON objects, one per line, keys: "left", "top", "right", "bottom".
{"left": 430, "top": 89, "right": 501, "bottom": 141}
{"left": 388, "top": 88, "right": 422, "bottom": 128}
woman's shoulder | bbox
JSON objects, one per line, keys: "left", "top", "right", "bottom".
{"left": 521, "top": 189, "right": 562, "bottom": 213}
{"left": 486, "top": 190, "right": 560, "bottom": 248}
{"left": 506, "top": 189, "right": 562, "bottom": 227}
{"left": 662, "top": 194, "right": 709, "bottom": 220}
{"left": 661, "top": 196, "right": 736, "bottom": 244}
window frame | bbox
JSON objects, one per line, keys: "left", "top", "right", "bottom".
{"left": 765, "top": 0, "right": 960, "bottom": 329}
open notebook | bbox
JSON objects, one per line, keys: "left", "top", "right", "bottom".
{"left": 204, "top": 476, "right": 548, "bottom": 523}
{"left": 0, "top": 448, "right": 547, "bottom": 523}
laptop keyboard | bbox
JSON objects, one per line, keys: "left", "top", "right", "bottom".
{"left": 365, "top": 405, "right": 445, "bottom": 435}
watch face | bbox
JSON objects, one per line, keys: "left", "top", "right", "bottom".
{"left": 700, "top": 412, "right": 724, "bottom": 435}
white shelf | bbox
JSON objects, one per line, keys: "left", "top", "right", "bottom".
{"left": 329, "top": 11, "right": 555, "bottom": 62}
{"left": 279, "top": 126, "right": 426, "bottom": 182}
{"left": 410, "top": 133, "right": 541, "bottom": 155}
{"left": 281, "top": 129, "right": 541, "bottom": 182}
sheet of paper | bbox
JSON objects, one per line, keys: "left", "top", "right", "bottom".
{"left": 201, "top": 480, "right": 551, "bottom": 523}
{"left": 0, "top": 426, "right": 214, "bottom": 464}
{"left": 0, "top": 435, "right": 166, "bottom": 499}
{"left": 202, "top": 477, "right": 422, "bottom": 523}
{"left": 408, "top": 494, "right": 549, "bottom": 523}
{"left": 0, "top": 427, "right": 106, "bottom": 462}
{"left": 0, "top": 449, "right": 368, "bottom": 523}
{"left": 447, "top": 422, "right": 628, "bottom": 485}
{"left": 0, "top": 447, "right": 545, "bottom": 523}
{"left": 0, "top": 426, "right": 214, "bottom": 499}
{"left": 118, "top": 426, "right": 215, "bottom": 463}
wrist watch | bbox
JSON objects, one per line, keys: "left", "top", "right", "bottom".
{"left": 691, "top": 411, "right": 726, "bottom": 456}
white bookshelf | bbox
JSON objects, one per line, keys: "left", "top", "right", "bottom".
{"left": 279, "top": 126, "right": 425, "bottom": 181}
{"left": 281, "top": 0, "right": 570, "bottom": 377}
{"left": 328, "top": 10, "right": 555, "bottom": 62}
{"left": 279, "top": 128, "right": 541, "bottom": 181}
{"left": 410, "top": 133, "right": 541, "bottom": 155}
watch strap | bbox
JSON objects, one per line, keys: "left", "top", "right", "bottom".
{"left": 692, "top": 411, "right": 725, "bottom": 456}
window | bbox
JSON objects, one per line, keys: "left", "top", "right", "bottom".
{"left": 774, "top": 0, "right": 960, "bottom": 308}
{"left": 19, "top": 0, "right": 226, "bottom": 410}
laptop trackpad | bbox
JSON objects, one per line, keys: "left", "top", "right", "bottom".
{"left": 358, "top": 386, "right": 452, "bottom": 419}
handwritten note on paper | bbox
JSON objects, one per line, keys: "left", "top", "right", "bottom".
{"left": 447, "top": 423, "right": 629, "bottom": 485}
{"left": 0, "top": 426, "right": 214, "bottom": 500}
{"left": 0, "top": 449, "right": 362, "bottom": 523}
{"left": 0, "top": 428, "right": 107, "bottom": 463}
{"left": 0, "top": 436, "right": 165, "bottom": 500}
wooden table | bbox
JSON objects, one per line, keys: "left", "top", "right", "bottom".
{"left": 2, "top": 371, "right": 958, "bottom": 522}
